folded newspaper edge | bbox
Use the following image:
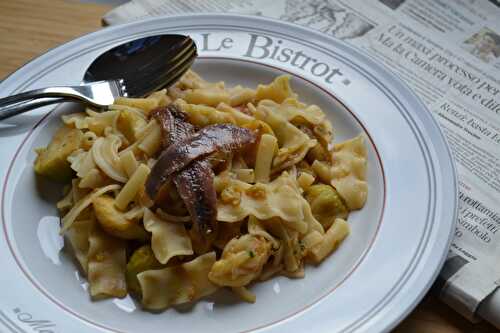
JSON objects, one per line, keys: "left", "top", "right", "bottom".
{"left": 440, "top": 260, "right": 499, "bottom": 322}
{"left": 103, "top": 0, "right": 500, "bottom": 328}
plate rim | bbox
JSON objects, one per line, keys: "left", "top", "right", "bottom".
{"left": 0, "top": 13, "right": 458, "bottom": 333}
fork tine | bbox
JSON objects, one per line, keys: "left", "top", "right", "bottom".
{"left": 166, "top": 39, "right": 196, "bottom": 65}
{"left": 145, "top": 44, "right": 196, "bottom": 92}
{"left": 126, "top": 41, "right": 196, "bottom": 96}
{"left": 163, "top": 49, "right": 196, "bottom": 87}
{"left": 163, "top": 45, "right": 197, "bottom": 78}
{"left": 163, "top": 55, "right": 196, "bottom": 89}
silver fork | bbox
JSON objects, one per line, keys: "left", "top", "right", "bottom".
{"left": 0, "top": 34, "right": 197, "bottom": 120}
{"left": 0, "top": 80, "right": 127, "bottom": 120}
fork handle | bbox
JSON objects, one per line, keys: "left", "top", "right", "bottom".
{"left": 0, "top": 80, "right": 123, "bottom": 120}
{"left": 0, "top": 98, "right": 65, "bottom": 121}
{"left": 0, "top": 86, "right": 93, "bottom": 107}
{"left": 0, "top": 80, "right": 122, "bottom": 109}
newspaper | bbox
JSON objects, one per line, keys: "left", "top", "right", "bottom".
{"left": 103, "top": 0, "right": 500, "bottom": 327}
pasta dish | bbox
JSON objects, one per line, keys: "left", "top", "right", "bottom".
{"left": 33, "top": 71, "right": 368, "bottom": 310}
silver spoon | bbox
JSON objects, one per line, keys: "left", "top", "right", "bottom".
{"left": 0, "top": 34, "right": 197, "bottom": 120}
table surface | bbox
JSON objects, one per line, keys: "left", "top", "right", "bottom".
{"left": 0, "top": 1, "right": 497, "bottom": 332}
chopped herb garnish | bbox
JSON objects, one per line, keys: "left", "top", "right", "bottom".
{"left": 248, "top": 250, "right": 255, "bottom": 258}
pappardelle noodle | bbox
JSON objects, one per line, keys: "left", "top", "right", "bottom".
{"left": 34, "top": 71, "right": 368, "bottom": 310}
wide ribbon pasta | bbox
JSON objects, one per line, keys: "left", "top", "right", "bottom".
{"left": 175, "top": 70, "right": 221, "bottom": 90}
{"left": 66, "top": 217, "right": 95, "bottom": 274}
{"left": 254, "top": 103, "right": 316, "bottom": 172}
{"left": 258, "top": 98, "right": 333, "bottom": 147}
{"left": 308, "top": 218, "right": 350, "bottom": 263}
{"left": 86, "top": 109, "right": 120, "bottom": 136}
{"left": 62, "top": 112, "right": 88, "bottom": 129}
{"left": 175, "top": 99, "right": 236, "bottom": 127}
{"left": 67, "top": 149, "right": 110, "bottom": 189}
{"left": 255, "top": 75, "right": 297, "bottom": 103}
{"left": 143, "top": 208, "right": 193, "bottom": 264}
{"left": 329, "top": 135, "right": 367, "bottom": 210}
{"left": 68, "top": 149, "right": 95, "bottom": 178}
{"left": 216, "top": 103, "right": 255, "bottom": 126}
{"left": 114, "top": 96, "right": 160, "bottom": 115}
{"left": 226, "top": 85, "right": 256, "bottom": 106}
{"left": 88, "top": 224, "right": 127, "bottom": 298}
{"left": 216, "top": 172, "right": 322, "bottom": 234}
{"left": 258, "top": 98, "right": 324, "bottom": 127}
{"left": 62, "top": 109, "right": 121, "bottom": 136}
{"left": 183, "top": 87, "right": 230, "bottom": 106}
{"left": 138, "top": 252, "right": 218, "bottom": 310}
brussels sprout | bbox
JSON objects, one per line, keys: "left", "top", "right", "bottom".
{"left": 93, "top": 195, "right": 149, "bottom": 240}
{"left": 126, "top": 245, "right": 161, "bottom": 295}
{"left": 34, "top": 126, "right": 82, "bottom": 182}
{"left": 306, "top": 143, "right": 330, "bottom": 163}
{"left": 305, "top": 184, "right": 349, "bottom": 229}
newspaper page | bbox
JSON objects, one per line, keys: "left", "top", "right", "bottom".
{"left": 103, "top": 0, "right": 500, "bottom": 327}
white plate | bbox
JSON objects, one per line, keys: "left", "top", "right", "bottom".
{"left": 0, "top": 14, "right": 457, "bottom": 333}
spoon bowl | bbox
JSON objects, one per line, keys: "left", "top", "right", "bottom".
{"left": 83, "top": 34, "right": 196, "bottom": 97}
{"left": 0, "top": 34, "right": 197, "bottom": 120}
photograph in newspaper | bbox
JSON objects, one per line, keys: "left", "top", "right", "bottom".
{"left": 280, "top": 0, "right": 374, "bottom": 40}
{"left": 462, "top": 28, "right": 500, "bottom": 64}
